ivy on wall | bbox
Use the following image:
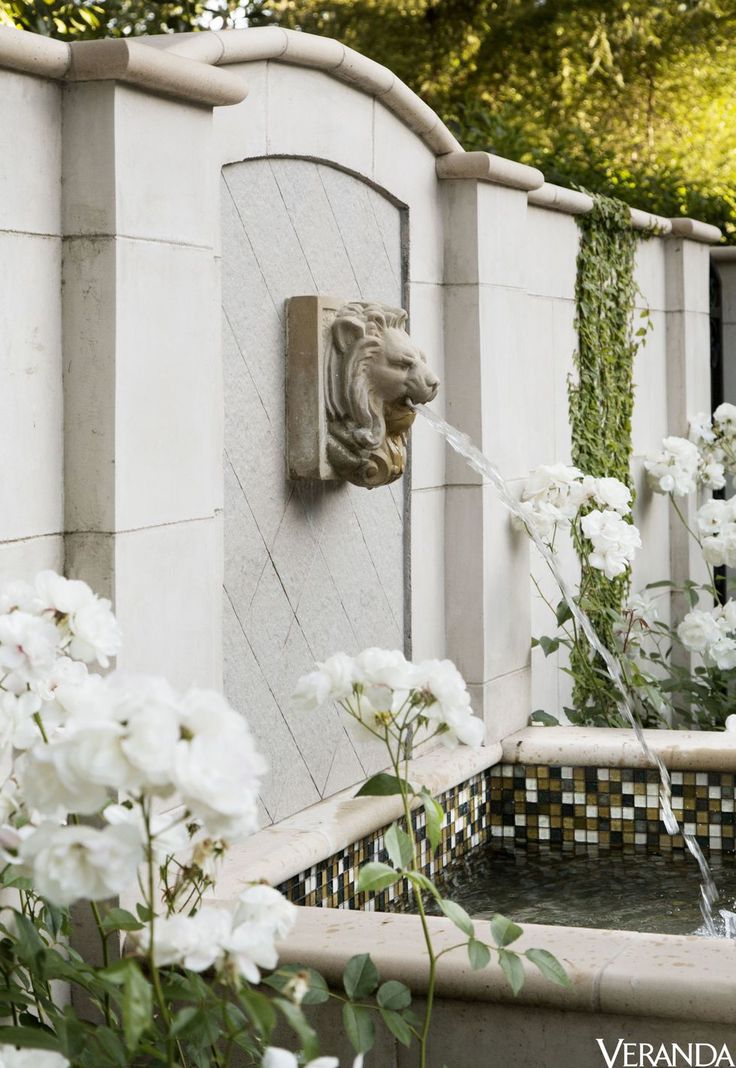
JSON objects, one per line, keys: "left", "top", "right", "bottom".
{"left": 568, "top": 193, "right": 651, "bottom": 723}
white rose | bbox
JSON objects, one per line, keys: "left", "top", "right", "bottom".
{"left": 234, "top": 884, "right": 297, "bottom": 940}
{"left": 689, "top": 411, "right": 716, "bottom": 445}
{"left": 0, "top": 612, "right": 59, "bottom": 685}
{"left": 514, "top": 499, "right": 565, "bottom": 540}
{"left": 644, "top": 437, "right": 699, "bottom": 496}
{"left": 20, "top": 822, "right": 143, "bottom": 906}
{"left": 714, "top": 403, "right": 736, "bottom": 432}
{"left": 103, "top": 803, "right": 189, "bottom": 860}
{"left": 34, "top": 570, "right": 96, "bottom": 616}
{"left": 0, "top": 1047, "right": 70, "bottom": 1068}
{"left": 137, "top": 908, "right": 232, "bottom": 971}
{"left": 291, "top": 670, "right": 332, "bottom": 713}
{"left": 174, "top": 727, "right": 265, "bottom": 840}
{"left": 222, "top": 920, "right": 279, "bottom": 983}
{"left": 699, "top": 459, "right": 726, "bottom": 490}
{"left": 67, "top": 597, "right": 121, "bottom": 668}
{"left": 580, "top": 510, "right": 641, "bottom": 579}
{"left": 19, "top": 740, "right": 110, "bottom": 819}
{"left": 354, "top": 648, "right": 416, "bottom": 691}
{"left": 0, "top": 580, "right": 40, "bottom": 615}
{"left": 696, "top": 499, "right": 730, "bottom": 536}
{"left": 318, "top": 653, "right": 355, "bottom": 700}
{"left": 592, "top": 477, "right": 632, "bottom": 515}
{"left": 179, "top": 688, "right": 247, "bottom": 738}
{"left": 703, "top": 531, "right": 736, "bottom": 568}
{"left": 710, "top": 636, "right": 736, "bottom": 670}
{"left": 725, "top": 714, "right": 736, "bottom": 733}
{"left": 721, "top": 600, "right": 736, "bottom": 631}
{"left": 677, "top": 609, "right": 722, "bottom": 653}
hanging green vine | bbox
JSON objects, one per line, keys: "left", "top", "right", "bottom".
{"left": 568, "top": 192, "right": 652, "bottom": 724}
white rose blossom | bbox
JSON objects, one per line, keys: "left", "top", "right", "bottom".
{"left": 676, "top": 609, "right": 723, "bottom": 653}
{"left": 235, "top": 884, "right": 298, "bottom": 940}
{"left": 19, "top": 822, "right": 143, "bottom": 907}
{"left": 644, "top": 436, "right": 700, "bottom": 496}
{"left": 580, "top": 510, "right": 641, "bottom": 579}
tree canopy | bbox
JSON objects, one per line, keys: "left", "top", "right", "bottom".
{"left": 2, "top": 0, "right": 735, "bottom": 237}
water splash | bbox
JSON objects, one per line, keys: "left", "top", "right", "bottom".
{"left": 414, "top": 403, "right": 721, "bottom": 936}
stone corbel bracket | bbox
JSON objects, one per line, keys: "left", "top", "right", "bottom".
{"left": 286, "top": 296, "right": 439, "bottom": 489}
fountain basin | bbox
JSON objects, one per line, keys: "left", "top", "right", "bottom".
{"left": 215, "top": 728, "right": 736, "bottom": 1066}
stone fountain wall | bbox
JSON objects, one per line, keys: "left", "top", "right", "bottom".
{"left": 0, "top": 25, "right": 726, "bottom": 825}
{"left": 220, "top": 157, "right": 405, "bottom": 822}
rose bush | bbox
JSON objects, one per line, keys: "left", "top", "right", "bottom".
{"left": 0, "top": 571, "right": 567, "bottom": 1067}
{"left": 524, "top": 406, "right": 736, "bottom": 730}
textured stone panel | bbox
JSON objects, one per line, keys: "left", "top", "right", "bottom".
{"left": 221, "top": 158, "right": 406, "bottom": 824}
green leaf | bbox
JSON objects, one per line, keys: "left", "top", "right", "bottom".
{"left": 384, "top": 823, "right": 413, "bottom": 870}
{"left": 0, "top": 1027, "right": 62, "bottom": 1052}
{"left": 275, "top": 998, "right": 319, "bottom": 1061}
{"left": 240, "top": 986, "right": 277, "bottom": 1038}
{"left": 555, "top": 599, "right": 573, "bottom": 626}
{"left": 529, "top": 710, "right": 560, "bottom": 726}
{"left": 170, "top": 1006, "right": 200, "bottom": 1038}
{"left": 537, "top": 635, "right": 560, "bottom": 657}
{"left": 498, "top": 949, "right": 525, "bottom": 995}
{"left": 379, "top": 1007, "right": 412, "bottom": 1046}
{"left": 355, "top": 773, "right": 413, "bottom": 797}
{"left": 526, "top": 948, "right": 571, "bottom": 987}
{"left": 263, "top": 964, "right": 330, "bottom": 1006}
{"left": 100, "top": 907, "right": 144, "bottom": 933}
{"left": 420, "top": 787, "right": 444, "bottom": 852}
{"left": 342, "top": 1002, "right": 375, "bottom": 1054}
{"left": 357, "top": 862, "right": 400, "bottom": 893}
{"left": 490, "top": 914, "right": 523, "bottom": 947}
{"left": 376, "top": 980, "right": 411, "bottom": 1011}
{"left": 467, "top": 939, "right": 491, "bottom": 970}
{"left": 342, "top": 953, "right": 379, "bottom": 1000}
{"left": 119, "top": 959, "right": 152, "bottom": 1052}
{"left": 438, "top": 898, "right": 474, "bottom": 937}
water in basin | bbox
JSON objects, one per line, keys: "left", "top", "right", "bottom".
{"left": 427, "top": 842, "right": 736, "bottom": 936}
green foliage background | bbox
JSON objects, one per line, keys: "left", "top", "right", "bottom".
{"left": 2, "top": 0, "right": 734, "bottom": 238}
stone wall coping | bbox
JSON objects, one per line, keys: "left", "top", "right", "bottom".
{"left": 214, "top": 742, "right": 502, "bottom": 901}
{"left": 529, "top": 182, "right": 678, "bottom": 235}
{"left": 500, "top": 726, "right": 736, "bottom": 771}
{"left": 0, "top": 23, "right": 724, "bottom": 235}
{"left": 0, "top": 27, "right": 248, "bottom": 106}
{"left": 276, "top": 907, "right": 736, "bottom": 1024}
{"left": 670, "top": 217, "right": 723, "bottom": 244}
{"left": 436, "top": 150, "right": 544, "bottom": 191}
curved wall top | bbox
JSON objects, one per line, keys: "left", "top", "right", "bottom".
{"left": 0, "top": 22, "right": 722, "bottom": 240}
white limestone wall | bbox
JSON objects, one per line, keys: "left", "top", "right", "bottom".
{"left": 220, "top": 156, "right": 405, "bottom": 822}
{"left": 0, "top": 68, "right": 64, "bottom": 583}
{"left": 0, "top": 27, "right": 720, "bottom": 818}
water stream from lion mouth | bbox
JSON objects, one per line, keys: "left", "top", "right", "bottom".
{"left": 413, "top": 403, "right": 729, "bottom": 937}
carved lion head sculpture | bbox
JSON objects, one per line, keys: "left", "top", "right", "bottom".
{"left": 325, "top": 302, "right": 440, "bottom": 488}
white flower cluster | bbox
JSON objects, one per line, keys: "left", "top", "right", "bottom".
{"left": 644, "top": 436, "right": 701, "bottom": 496}
{"left": 645, "top": 405, "right": 736, "bottom": 497}
{"left": 696, "top": 497, "right": 736, "bottom": 567}
{"left": 293, "top": 648, "right": 484, "bottom": 749}
{"left": 519, "top": 465, "right": 632, "bottom": 538}
{"left": 0, "top": 571, "right": 266, "bottom": 909}
{"left": 677, "top": 601, "right": 736, "bottom": 670}
{"left": 518, "top": 465, "right": 639, "bottom": 579}
{"left": 134, "top": 884, "right": 297, "bottom": 985}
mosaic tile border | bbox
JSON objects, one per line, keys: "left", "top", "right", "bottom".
{"left": 276, "top": 762, "right": 736, "bottom": 910}
{"left": 276, "top": 768, "right": 494, "bottom": 911}
{"left": 488, "top": 764, "right": 736, "bottom": 853}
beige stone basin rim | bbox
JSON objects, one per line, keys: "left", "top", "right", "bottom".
{"left": 277, "top": 907, "right": 736, "bottom": 1026}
